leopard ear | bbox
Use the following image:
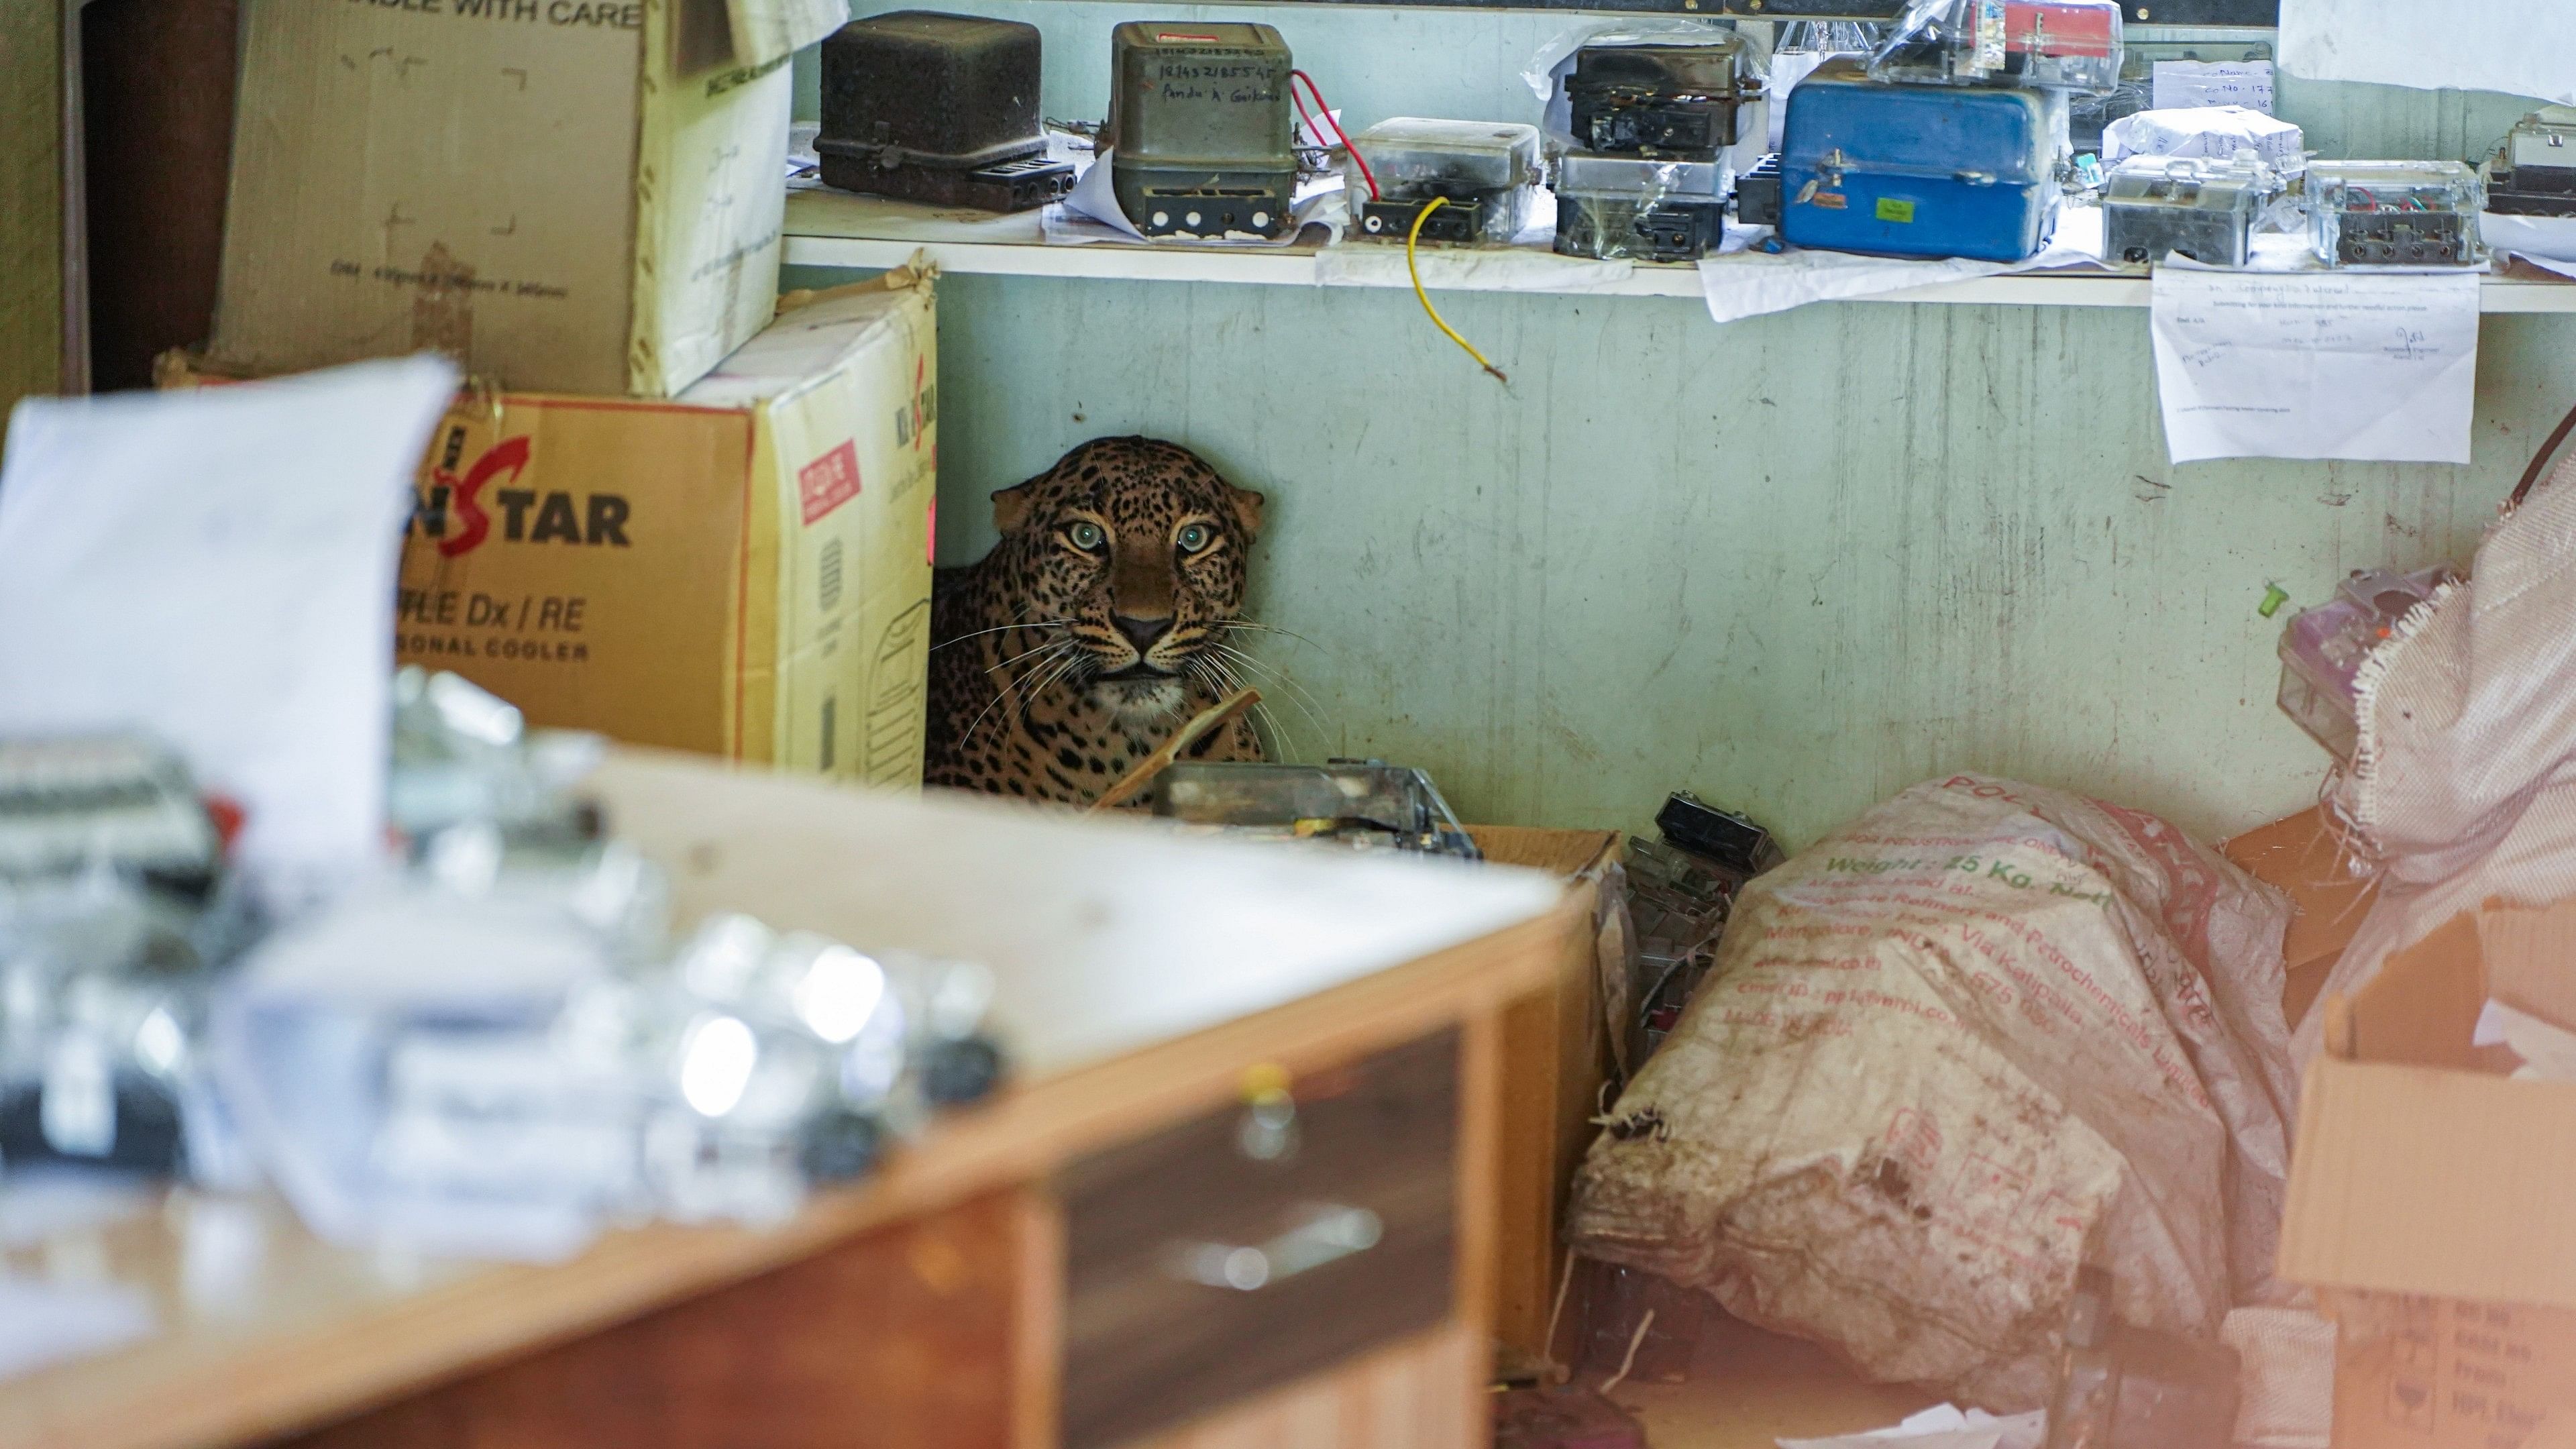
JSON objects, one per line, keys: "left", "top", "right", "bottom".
{"left": 1228, "top": 486, "right": 1265, "bottom": 539}
{"left": 992, "top": 483, "right": 1034, "bottom": 535}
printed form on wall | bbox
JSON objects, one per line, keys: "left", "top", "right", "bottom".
{"left": 2149, "top": 267, "right": 2481, "bottom": 466}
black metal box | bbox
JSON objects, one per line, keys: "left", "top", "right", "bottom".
{"left": 1566, "top": 38, "right": 1762, "bottom": 160}
{"left": 817, "top": 11, "right": 1072, "bottom": 213}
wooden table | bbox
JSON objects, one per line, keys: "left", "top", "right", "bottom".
{"left": 0, "top": 751, "right": 1576, "bottom": 1449}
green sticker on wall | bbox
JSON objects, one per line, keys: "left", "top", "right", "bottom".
{"left": 1876, "top": 198, "right": 1917, "bottom": 223}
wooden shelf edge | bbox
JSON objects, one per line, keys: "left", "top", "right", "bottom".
{"left": 782, "top": 233, "right": 2576, "bottom": 313}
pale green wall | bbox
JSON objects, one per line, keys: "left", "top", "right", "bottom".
{"left": 794, "top": 7, "right": 2575, "bottom": 848}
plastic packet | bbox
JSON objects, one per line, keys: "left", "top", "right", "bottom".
{"left": 1870, "top": 0, "right": 2123, "bottom": 93}
{"left": 1551, "top": 152, "right": 1728, "bottom": 262}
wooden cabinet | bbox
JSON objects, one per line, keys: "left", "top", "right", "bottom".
{"left": 1061, "top": 1032, "right": 1460, "bottom": 1449}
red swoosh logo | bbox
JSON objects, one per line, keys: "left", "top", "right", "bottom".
{"left": 438, "top": 435, "right": 531, "bottom": 557}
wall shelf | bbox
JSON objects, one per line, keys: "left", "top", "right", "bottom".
{"left": 783, "top": 189, "right": 2576, "bottom": 313}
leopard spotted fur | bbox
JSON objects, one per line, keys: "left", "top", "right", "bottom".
{"left": 926, "top": 437, "right": 1268, "bottom": 804}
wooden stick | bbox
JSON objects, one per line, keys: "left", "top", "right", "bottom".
{"left": 1087, "top": 686, "right": 1261, "bottom": 812}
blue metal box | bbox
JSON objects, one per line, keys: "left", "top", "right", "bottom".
{"left": 1780, "top": 60, "right": 2069, "bottom": 262}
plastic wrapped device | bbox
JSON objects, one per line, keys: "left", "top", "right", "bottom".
{"left": 1551, "top": 152, "right": 1726, "bottom": 262}
{"left": 1870, "top": 0, "right": 2123, "bottom": 93}
{"left": 2276, "top": 566, "right": 2453, "bottom": 761}
{"left": 2103, "top": 154, "right": 2268, "bottom": 268}
{"left": 2042, "top": 1267, "right": 2243, "bottom": 1449}
{"left": 816, "top": 11, "right": 1073, "bottom": 213}
{"left": 1566, "top": 36, "right": 1764, "bottom": 159}
{"left": 1344, "top": 118, "right": 1543, "bottom": 245}
{"left": 388, "top": 667, "right": 607, "bottom": 850}
{"left": 0, "top": 739, "right": 244, "bottom": 1178}
{"left": 1144, "top": 760, "right": 1481, "bottom": 859}
{"left": 2482, "top": 105, "right": 2576, "bottom": 219}
{"left": 1781, "top": 59, "right": 2068, "bottom": 262}
{"left": 2102, "top": 106, "right": 2302, "bottom": 170}
{"left": 1106, "top": 22, "right": 1295, "bottom": 239}
{"left": 1621, "top": 837, "right": 1735, "bottom": 1064}
{"left": 217, "top": 886, "right": 1009, "bottom": 1252}
{"left": 2309, "top": 161, "right": 2484, "bottom": 267}
{"left": 0, "top": 869, "right": 235, "bottom": 1175}
{"left": 0, "top": 736, "right": 219, "bottom": 888}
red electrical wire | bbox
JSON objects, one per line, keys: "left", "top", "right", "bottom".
{"left": 1289, "top": 68, "right": 1377, "bottom": 201}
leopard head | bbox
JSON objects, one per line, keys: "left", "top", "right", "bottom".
{"left": 988, "top": 437, "right": 1265, "bottom": 720}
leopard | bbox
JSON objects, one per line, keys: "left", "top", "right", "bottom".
{"left": 926, "top": 436, "right": 1269, "bottom": 804}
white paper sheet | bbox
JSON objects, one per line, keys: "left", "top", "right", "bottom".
{"left": 2280, "top": 0, "right": 2576, "bottom": 107}
{"left": 1698, "top": 205, "right": 2106, "bottom": 325}
{"left": 2152, "top": 60, "right": 2276, "bottom": 113}
{"left": 1777, "top": 1404, "right": 2047, "bottom": 1449}
{"left": 0, "top": 1276, "right": 156, "bottom": 1381}
{"left": 2484, "top": 212, "right": 2576, "bottom": 277}
{"left": 0, "top": 358, "right": 457, "bottom": 902}
{"left": 2149, "top": 267, "right": 2481, "bottom": 465}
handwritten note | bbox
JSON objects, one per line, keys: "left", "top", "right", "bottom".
{"left": 2281, "top": 0, "right": 2576, "bottom": 107}
{"left": 2149, "top": 268, "right": 2481, "bottom": 465}
{"left": 2151, "top": 60, "right": 2275, "bottom": 113}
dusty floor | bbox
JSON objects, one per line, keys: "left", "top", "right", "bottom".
{"left": 1599, "top": 1315, "right": 1937, "bottom": 1449}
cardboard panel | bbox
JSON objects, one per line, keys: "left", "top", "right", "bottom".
{"left": 2347, "top": 912, "right": 2493, "bottom": 1071}
{"left": 2283, "top": 1057, "right": 2576, "bottom": 1313}
{"left": 2480, "top": 898, "right": 2576, "bottom": 1036}
{"left": 397, "top": 398, "right": 752, "bottom": 754}
{"left": 2222, "top": 806, "right": 2380, "bottom": 975}
{"left": 2322, "top": 1289, "right": 2576, "bottom": 1449}
{"left": 213, "top": 0, "right": 643, "bottom": 394}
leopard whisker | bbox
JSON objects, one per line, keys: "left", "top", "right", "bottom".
{"left": 1193, "top": 654, "right": 1301, "bottom": 761}
{"left": 964, "top": 656, "right": 1079, "bottom": 757}
{"left": 958, "top": 643, "right": 1078, "bottom": 753}
{"left": 932, "top": 618, "right": 1071, "bottom": 653}
{"left": 1204, "top": 643, "right": 1333, "bottom": 753}
{"left": 985, "top": 632, "right": 1073, "bottom": 676}
{"left": 1209, "top": 619, "right": 1329, "bottom": 654}
{"left": 955, "top": 661, "right": 1048, "bottom": 757}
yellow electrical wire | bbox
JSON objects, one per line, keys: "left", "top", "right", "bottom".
{"left": 1406, "top": 198, "right": 1509, "bottom": 385}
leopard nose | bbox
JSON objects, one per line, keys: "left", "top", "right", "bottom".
{"left": 1112, "top": 614, "right": 1173, "bottom": 655}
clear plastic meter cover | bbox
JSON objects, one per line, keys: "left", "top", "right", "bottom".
{"left": 1870, "top": 0, "right": 2123, "bottom": 93}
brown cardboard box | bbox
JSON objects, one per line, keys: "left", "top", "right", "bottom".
{"left": 389, "top": 265, "right": 934, "bottom": 782}
{"left": 2224, "top": 806, "right": 2380, "bottom": 1024}
{"left": 2279, "top": 898, "right": 2576, "bottom": 1449}
{"left": 208, "top": 0, "right": 831, "bottom": 398}
{"left": 1470, "top": 826, "right": 1624, "bottom": 1370}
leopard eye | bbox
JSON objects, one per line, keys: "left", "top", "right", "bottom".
{"left": 1067, "top": 521, "right": 1106, "bottom": 551}
{"left": 1177, "top": 523, "right": 1212, "bottom": 553}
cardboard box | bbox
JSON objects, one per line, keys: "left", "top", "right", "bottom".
{"left": 208, "top": 0, "right": 833, "bottom": 398}
{"left": 2279, "top": 898, "right": 2576, "bottom": 1449}
{"left": 2224, "top": 806, "right": 2381, "bottom": 1024}
{"left": 390, "top": 264, "right": 934, "bottom": 782}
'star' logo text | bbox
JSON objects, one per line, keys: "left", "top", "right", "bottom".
{"left": 411, "top": 428, "right": 633, "bottom": 555}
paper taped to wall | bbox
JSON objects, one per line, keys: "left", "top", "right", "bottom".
{"left": 2149, "top": 267, "right": 2480, "bottom": 465}
{"left": 2153, "top": 60, "right": 2275, "bottom": 113}
{"left": 2279, "top": 0, "right": 2576, "bottom": 107}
